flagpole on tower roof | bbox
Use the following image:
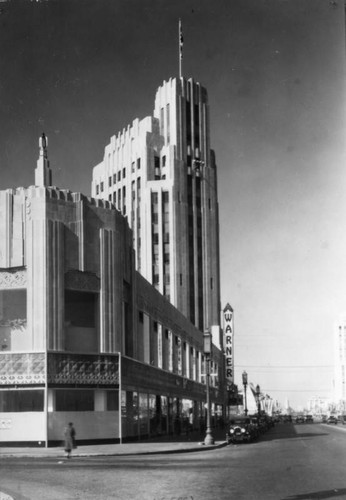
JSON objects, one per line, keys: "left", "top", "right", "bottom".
{"left": 179, "top": 18, "right": 183, "bottom": 79}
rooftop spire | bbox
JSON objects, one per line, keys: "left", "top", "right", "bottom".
{"left": 39, "top": 132, "right": 48, "bottom": 159}
{"left": 35, "top": 132, "right": 52, "bottom": 187}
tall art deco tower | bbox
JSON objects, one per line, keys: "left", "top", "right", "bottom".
{"left": 92, "top": 77, "right": 221, "bottom": 333}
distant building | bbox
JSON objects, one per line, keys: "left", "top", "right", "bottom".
{"left": 333, "top": 315, "right": 346, "bottom": 402}
{"left": 307, "top": 396, "right": 331, "bottom": 415}
{"left": 91, "top": 77, "right": 221, "bottom": 337}
{"left": 0, "top": 136, "right": 226, "bottom": 446}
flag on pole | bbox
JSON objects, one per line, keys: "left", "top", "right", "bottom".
{"left": 179, "top": 19, "right": 184, "bottom": 60}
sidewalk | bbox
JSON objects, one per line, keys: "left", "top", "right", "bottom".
{"left": 0, "top": 429, "right": 228, "bottom": 458}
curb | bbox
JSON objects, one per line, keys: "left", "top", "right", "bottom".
{"left": 75, "top": 441, "right": 229, "bottom": 457}
{"left": 0, "top": 441, "right": 228, "bottom": 459}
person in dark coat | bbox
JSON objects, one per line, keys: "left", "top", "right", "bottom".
{"left": 64, "top": 422, "right": 76, "bottom": 458}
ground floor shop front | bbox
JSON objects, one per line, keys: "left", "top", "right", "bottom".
{"left": 0, "top": 352, "right": 226, "bottom": 446}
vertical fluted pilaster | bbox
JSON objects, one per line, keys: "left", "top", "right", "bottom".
{"left": 0, "top": 191, "right": 13, "bottom": 268}
{"left": 47, "top": 220, "right": 64, "bottom": 350}
{"left": 26, "top": 217, "right": 47, "bottom": 351}
{"left": 100, "top": 228, "right": 120, "bottom": 353}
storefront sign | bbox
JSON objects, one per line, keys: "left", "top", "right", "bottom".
{"left": 223, "top": 303, "right": 234, "bottom": 384}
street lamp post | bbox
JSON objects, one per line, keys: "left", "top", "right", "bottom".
{"left": 256, "top": 385, "right": 261, "bottom": 416}
{"left": 242, "top": 371, "right": 248, "bottom": 416}
{"left": 204, "top": 329, "right": 214, "bottom": 445}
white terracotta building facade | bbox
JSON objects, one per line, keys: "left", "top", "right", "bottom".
{"left": 0, "top": 135, "right": 226, "bottom": 446}
{"left": 92, "top": 77, "right": 221, "bottom": 335}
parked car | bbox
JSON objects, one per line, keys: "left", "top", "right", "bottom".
{"left": 326, "top": 416, "right": 338, "bottom": 425}
{"left": 263, "top": 416, "right": 275, "bottom": 428}
{"left": 305, "top": 415, "right": 314, "bottom": 423}
{"left": 295, "top": 416, "right": 305, "bottom": 424}
{"left": 247, "top": 416, "right": 261, "bottom": 439}
{"left": 337, "top": 415, "right": 346, "bottom": 425}
{"left": 227, "top": 418, "right": 252, "bottom": 444}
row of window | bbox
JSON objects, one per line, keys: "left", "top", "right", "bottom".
{"left": 96, "top": 151, "right": 169, "bottom": 197}
{"left": 95, "top": 159, "right": 142, "bottom": 195}
{"left": 0, "top": 389, "right": 118, "bottom": 412}
{"left": 104, "top": 178, "right": 142, "bottom": 219}
{"left": 151, "top": 191, "right": 170, "bottom": 298}
{"left": 140, "top": 312, "right": 219, "bottom": 386}
{"left": 0, "top": 390, "right": 222, "bottom": 427}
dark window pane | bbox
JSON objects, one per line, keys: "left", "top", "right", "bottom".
{"left": 0, "top": 289, "right": 26, "bottom": 323}
{"left": 107, "top": 391, "right": 119, "bottom": 411}
{"left": 55, "top": 390, "right": 94, "bottom": 411}
{"left": 0, "top": 390, "right": 44, "bottom": 412}
{"left": 65, "top": 290, "right": 96, "bottom": 328}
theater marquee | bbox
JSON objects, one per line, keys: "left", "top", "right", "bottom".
{"left": 223, "top": 303, "right": 234, "bottom": 386}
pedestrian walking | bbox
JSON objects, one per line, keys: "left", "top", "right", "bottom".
{"left": 63, "top": 422, "right": 76, "bottom": 459}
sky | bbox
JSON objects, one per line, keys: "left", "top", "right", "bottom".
{"left": 0, "top": 0, "right": 345, "bottom": 409}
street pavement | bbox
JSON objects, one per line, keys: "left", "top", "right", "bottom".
{"left": 2, "top": 423, "right": 346, "bottom": 459}
{"left": 0, "top": 428, "right": 228, "bottom": 458}
{"left": 2, "top": 423, "right": 346, "bottom": 500}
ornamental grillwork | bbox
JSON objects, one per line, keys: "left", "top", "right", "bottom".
{"left": 0, "top": 268, "right": 27, "bottom": 289}
{"left": 48, "top": 353, "right": 119, "bottom": 386}
{"left": 0, "top": 352, "right": 45, "bottom": 385}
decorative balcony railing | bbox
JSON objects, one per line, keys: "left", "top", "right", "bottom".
{"left": 0, "top": 352, "right": 119, "bottom": 386}
{"left": 47, "top": 352, "right": 119, "bottom": 386}
{"left": 0, "top": 352, "right": 45, "bottom": 385}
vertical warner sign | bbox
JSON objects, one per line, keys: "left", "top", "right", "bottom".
{"left": 223, "top": 303, "right": 234, "bottom": 386}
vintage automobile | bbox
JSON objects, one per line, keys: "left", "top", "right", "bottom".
{"left": 247, "top": 416, "right": 261, "bottom": 439}
{"left": 305, "top": 415, "right": 314, "bottom": 423}
{"left": 261, "top": 415, "right": 275, "bottom": 429}
{"left": 226, "top": 418, "right": 253, "bottom": 444}
{"left": 326, "top": 415, "right": 338, "bottom": 425}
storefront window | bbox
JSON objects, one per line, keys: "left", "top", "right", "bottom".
{"left": 139, "top": 393, "right": 148, "bottom": 437}
{"left": 181, "top": 398, "right": 193, "bottom": 434}
{"left": 172, "top": 397, "right": 181, "bottom": 435}
{"left": 197, "top": 400, "right": 204, "bottom": 431}
{"left": 107, "top": 391, "right": 119, "bottom": 411}
{"left": 149, "top": 394, "right": 157, "bottom": 435}
{"left": 161, "top": 396, "right": 168, "bottom": 434}
{"left": 0, "top": 390, "right": 43, "bottom": 412}
{"left": 55, "top": 390, "right": 94, "bottom": 411}
{"left": 215, "top": 404, "right": 224, "bottom": 428}
{"left": 121, "top": 390, "right": 138, "bottom": 438}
